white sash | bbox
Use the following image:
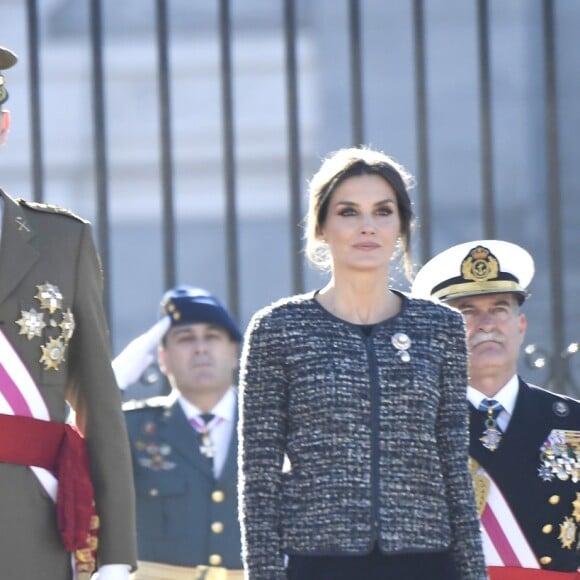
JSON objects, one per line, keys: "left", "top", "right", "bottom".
{"left": 476, "top": 462, "right": 540, "bottom": 568}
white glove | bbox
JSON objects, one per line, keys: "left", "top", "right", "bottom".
{"left": 91, "top": 564, "right": 131, "bottom": 579}
{"left": 112, "top": 316, "right": 171, "bottom": 390}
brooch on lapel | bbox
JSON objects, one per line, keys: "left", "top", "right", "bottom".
{"left": 391, "top": 332, "right": 412, "bottom": 363}
{"left": 16, "top": 282, "right": 75, "bottom": 371}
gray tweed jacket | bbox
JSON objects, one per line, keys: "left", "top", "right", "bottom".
{"left": 238, "top": 291, "right": 487, "bottom": 580}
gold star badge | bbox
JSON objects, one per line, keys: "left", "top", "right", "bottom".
{"left": 16, "top": 308, "right": 46, "bottom": 340}
{"left": 35, "top": 282, "right": 63, "bottom": 314}
{"left": 558, "top": 516, "right": 577, "bottom": 549}
{"left": 59, "top": 308, "right": 76, "bottom": 342}
{"left": 39, "top": 337, "right": 66, "bottom": 371}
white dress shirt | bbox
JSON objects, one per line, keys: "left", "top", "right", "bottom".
{"left": 467, "top": 374, "right": 519, "bottom": 432}
{"left": 178, "top": 387, "right": 237, "bottom": 478}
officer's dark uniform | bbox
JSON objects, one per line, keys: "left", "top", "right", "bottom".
{"left": 124, "top": 396, "right": 242, "bottom": 570}
{"left": 470, "top": 379, "right": 580, "bottom": 573}
{"left": 412, "top": 239, "right": 580, "bottom": 579}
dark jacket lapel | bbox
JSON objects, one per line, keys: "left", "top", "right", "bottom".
{"left": 0, "top": 190, "right": 39, "bottom": 305}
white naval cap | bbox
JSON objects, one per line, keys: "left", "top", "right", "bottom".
{"left": 412, "top": 239, "right": 535, "bottom": 304}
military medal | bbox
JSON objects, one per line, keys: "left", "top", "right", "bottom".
{"left": 35, "top": 282, "right": 63, "bottom": 313}
{"left": 200, "top": 431, "right": 215, "bottom": 459}
{"left": 190, "top": 415, "right": 222, "bottom": 460}
{"left": 18, "top": 282, "right": 75, "bottom": 371}
{"left": 39, "top": 337, "right": 66, "bottom": 370}
{"left": 59, "top": 308, "right": 76, "bottom": 342}
{"left": 479, "top": 399, "right": 503, "bottom": 451}
{"left": 558, "top": 517, "right": 577, "bottom": 550}
{"left": 16, "top": 308, "right": 46, "bottom": 340}
{"left": 480, "top": 422, "right": 502, "bottom": 452}
{"left": 539, "top": 429, "right": 580, "bottom": 482}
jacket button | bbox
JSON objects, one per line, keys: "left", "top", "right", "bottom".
{"left": 209, "top": 554, "right": 222, "bottom": 566}
{"left": 542, "top": 524, "right": 553, "bottom": 534}
{"left": 212, "top": 490, "right": 225, "bottom": 503}
{"left": 149, "top": 488, "right": 159, "bottom": 497}
{"left": 540, "top": 556, "right": 552, "bottom": 565}
{"left": 211, "top": 521, "right": 224, "bottom": 534}
{"left": 548, "top": 495, "right": 560, "bottom": 505}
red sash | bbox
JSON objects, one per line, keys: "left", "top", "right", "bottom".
{"left": 488, "top": 566, "right": 580, "bottom": 579}
{"left": 0, "top": 413, "right": 94, "bottom": 552}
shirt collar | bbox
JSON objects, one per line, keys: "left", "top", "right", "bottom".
{"left": 178, "top": 386, "right": 237, "bottom": 422}
{"left": 467, "top": 374, "right": 519, "bottom": 416}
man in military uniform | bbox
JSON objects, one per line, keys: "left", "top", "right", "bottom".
{"left": 413, "top": 240, "right": 580, "bottom": 579}
{"left": 119, "top": 286, "right": 244, "bottom": 579}
{"left": 0, "top": 45, "right": 136, "bottom": 579}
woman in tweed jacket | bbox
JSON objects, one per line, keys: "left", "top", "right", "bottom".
{"left": 238, "top": 147, "right": 487, "bottom": 580}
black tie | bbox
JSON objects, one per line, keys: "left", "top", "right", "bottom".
{"left": 200, "top": 413, "right": 215, "bottom": 425}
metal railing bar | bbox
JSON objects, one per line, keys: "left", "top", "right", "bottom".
{"left": 156, "top": 0, "right": 177, "bottom": 290}
{"left": 219, "top": 0, "right": 240, "bottom": 320}
{"left": 25, "top": 0, "right": 43, "bottom": 203}
{"left": 283, "top": 0, "right": 304, "bottom": 294}
{"left": 477, "top": 0, "right": 496, "bottom": 238}
{"left": 412, "top": 0, "right": 431, "bottom": 264}
{"left": 542, "top": 0, "right": 566, "bottom": 394}
{"left": 348, "top": 0, "right": 364, "bottom": 146}
{"left": 89, "top": 0, "right": 112, "bottom": 319}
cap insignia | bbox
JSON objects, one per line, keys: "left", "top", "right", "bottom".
{"left": 461, "top": 246, "right": 499, "bottom": 282}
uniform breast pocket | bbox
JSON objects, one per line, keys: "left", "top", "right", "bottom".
{"left": 135, "top": 475, "right": 188, "bottom": 539}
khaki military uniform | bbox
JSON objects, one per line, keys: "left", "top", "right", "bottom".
{"left": 0, "top": 189, "right": 137, "bottom": 579}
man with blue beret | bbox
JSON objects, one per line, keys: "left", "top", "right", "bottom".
{"left": 413, "top": 240, "right": 580, "bottom": 580}
{"left": 117, "top": 286, "right": 244, "bottom": 579}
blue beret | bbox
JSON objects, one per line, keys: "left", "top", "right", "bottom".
{"left": 160, "top": 286, "right": 242, "bottom": 342}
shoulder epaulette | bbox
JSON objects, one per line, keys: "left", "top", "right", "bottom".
{"left": 123, "top": 395, "right": 170, "bottom": 413}
{"left": 17, "top": 198, "right": 88, "bottom": 223}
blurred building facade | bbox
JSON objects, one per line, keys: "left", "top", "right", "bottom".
{"left": 1, "top": 0, "right": 579, "bottom": 397}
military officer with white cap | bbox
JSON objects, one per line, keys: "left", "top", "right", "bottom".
{"left": 413, "top": 240, "right": 580, "bottom": 580}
